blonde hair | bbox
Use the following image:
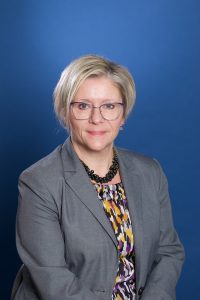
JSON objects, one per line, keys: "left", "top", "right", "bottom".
{"left": 53, "top": 54, "right": 136, "bottom": 128}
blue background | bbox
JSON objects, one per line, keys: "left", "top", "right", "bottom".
{"left": 1, "top": 1, "right": 200, "bottom": 299}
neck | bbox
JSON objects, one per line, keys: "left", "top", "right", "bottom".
{"left": 71, "top": 141, "right": 114, "bottom": 177}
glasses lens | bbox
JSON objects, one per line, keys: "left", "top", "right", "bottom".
{"left": 100, "top": 103, "right": 123, "bottom": 120}
{"left": 71, "top": 102, "right": 91, "bottom": 119}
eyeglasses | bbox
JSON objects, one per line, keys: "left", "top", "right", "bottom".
{"left": 70, "top": 101, "right": 124, "bottom": 121}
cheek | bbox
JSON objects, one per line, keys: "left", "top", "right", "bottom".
{"left": 69, "top": 120, "right": 87, "bottom": 139}
{"left": 110, "top": 117, "right": 124, "bottom": 131}
{"left": 68, "top": 114, "right": 78, "bottom": 130}
{"left": 68, "top": 120, "right": 79, "bottom": 136}
{"left": 108, "top": 122, "right": 122, "bottom": 135}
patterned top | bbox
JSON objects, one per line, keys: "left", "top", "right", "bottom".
{"left": 94, "top": 182, "right": 136, "bottom": 300}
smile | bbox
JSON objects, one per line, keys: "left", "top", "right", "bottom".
{"left": 87, "top": 131, "right": 106, "bottom": 136}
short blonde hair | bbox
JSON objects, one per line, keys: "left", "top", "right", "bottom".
{"left": 53, "top": 54, "right": 136, "bottom": 128}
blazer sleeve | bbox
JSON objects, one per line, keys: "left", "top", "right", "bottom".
{"left": 141, "top": 160, "right": 185, "bottom": 300}
{"left": 15, "top": 169, "right": 102, "bottom": 300}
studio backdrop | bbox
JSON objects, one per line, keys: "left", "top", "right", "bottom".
{"left": 1, "top": 1, "right": 200, "bottom": 299}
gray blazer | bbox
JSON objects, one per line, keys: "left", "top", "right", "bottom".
{"left": 12, "top": 138, "right": 184, "bottom": 300}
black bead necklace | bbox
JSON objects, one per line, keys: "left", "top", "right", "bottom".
{"left": 80, "top": 150, "right": 119, "bottom": 184}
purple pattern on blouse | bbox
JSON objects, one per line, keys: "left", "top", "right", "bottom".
{"left": 95, "top": 182, "right": 136, "bottom": 300}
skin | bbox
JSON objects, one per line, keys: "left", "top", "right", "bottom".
{"left": 68, "top": 76, "right": 124, "bottom": 179}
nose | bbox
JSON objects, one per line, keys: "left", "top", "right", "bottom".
{"left": 89, "top": 107, "right": 104, "bottom": 124}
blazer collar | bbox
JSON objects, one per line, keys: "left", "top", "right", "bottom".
{"left": 61, "top": 138, "right": 143, "bottom": 275}
{"left": 61, "top": 138, "right": 118, "bottom": 247}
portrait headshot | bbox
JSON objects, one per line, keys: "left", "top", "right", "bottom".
{"left": 11, "top": 55, "right": 184, "bottom": 299}
{"left": 1, "top": 1, "right": 199, "bottom": 299}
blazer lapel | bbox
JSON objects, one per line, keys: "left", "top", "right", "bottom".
{"left": 61, "top": 139, "right": 118, "bottom": 248}
{"left": 60, "top": 138, "right": 144, "bottom": 281}
{"left": 117, "top": 149, "right": 143, "bottom": 283}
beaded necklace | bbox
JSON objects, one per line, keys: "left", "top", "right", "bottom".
{"left": 80, "top": 150, "right": 119, "bottom": 184}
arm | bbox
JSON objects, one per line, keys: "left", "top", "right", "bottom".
{"left": 141, "top": 160, "right": 185, "bottom": 300}
{"left": 16, "top": 170, "right": 102, "bottom": 300}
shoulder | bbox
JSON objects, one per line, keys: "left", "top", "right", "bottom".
{"left": 117, "top": 147, "right": 160, "bottom": 170}
{"left": 19, "top": 144, "right": 64, "bottom": 187}
{"left": 116, "top": 147, "right": 165, "bottom": 184}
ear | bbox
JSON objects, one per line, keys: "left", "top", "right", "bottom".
{"left": 120, "top": 118, "right": 125, "bottom": 126}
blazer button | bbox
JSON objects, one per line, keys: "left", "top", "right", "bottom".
{"left": 138, "top": 287, "right": 144, "bottom": 296}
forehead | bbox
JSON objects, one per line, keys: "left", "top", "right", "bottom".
{"left": 74, "top": 76, "right": 122, "bottom": 100}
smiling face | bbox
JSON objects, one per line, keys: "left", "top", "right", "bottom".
{"left": 68, "top": 76, "right": 124, "bottom": 157}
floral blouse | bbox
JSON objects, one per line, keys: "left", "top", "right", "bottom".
{"left": 94, "top": 182, "right": 136, "bottom": 300}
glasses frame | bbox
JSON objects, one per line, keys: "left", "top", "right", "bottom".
{"left": 70, "top": 101, "right": 124, "bottom": 121}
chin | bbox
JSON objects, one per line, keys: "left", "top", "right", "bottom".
{"left": 86, "top": 141, "right": 112, "bottom": 153}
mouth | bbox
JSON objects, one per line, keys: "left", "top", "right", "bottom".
{"left": 87, "top": 131, "right": 106, "bottom": 136}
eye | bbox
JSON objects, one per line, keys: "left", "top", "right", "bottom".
{"left": 103, "top": 103, "right": 115, "bottom": 110}
{"left": 77, "top": 102, "right": 90, "bottom": 110}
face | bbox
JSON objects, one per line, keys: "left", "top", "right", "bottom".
{"left": 68, "top": 76, "right": 124, "bottom": 155}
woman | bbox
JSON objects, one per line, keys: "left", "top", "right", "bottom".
{"left": 12, "top": 55, "right": 184, "bottom": 300}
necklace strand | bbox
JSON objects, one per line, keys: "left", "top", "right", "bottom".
{"left": 80, "top": 150, "right": 119, "bottom": 184}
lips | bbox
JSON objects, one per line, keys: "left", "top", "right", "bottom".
{"left": 87, "top": 131, "right": 106, "bottom": 136}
